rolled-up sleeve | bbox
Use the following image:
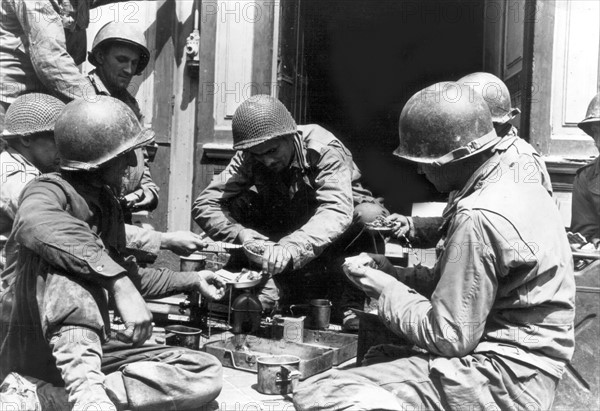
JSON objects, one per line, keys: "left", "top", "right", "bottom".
{"left": 192, "top": 152, "right": 252, "bottom": 242}
{"left": 14, "top": 181, "right": 127, "bottom": 280}
{"left": 124, "top": 224, "right": 162, "bottom": 262}
{"left": 279, "top": 145, "right": 354, "bottom": 269}
{"left": 378, "top": 211, "right": 498, "bottom": 357}
{"left": 13, "top": 0, "right": 94, "bottom": 101}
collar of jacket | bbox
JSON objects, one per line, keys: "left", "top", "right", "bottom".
{"left": 441, "top": 149, "right": 505, "bottom": 222}
{"left": 289, "top": 131, "right": 310, "bottom": 172}
{"left": 88, "top": 70, "right": 137, "bottom": 102}
{"left": 441, "top": 136, "right": 523, "bottom": 222}
{"left": 88, "top": 70, "right": 111, "bottom": 95}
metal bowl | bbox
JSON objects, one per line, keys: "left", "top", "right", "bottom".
{"left": 216, "top": 269, "right": 263, "bottom": 289}
{"left": 242, "top": 241, "right": 275, "bottom": 267}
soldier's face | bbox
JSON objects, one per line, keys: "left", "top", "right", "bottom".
{"left": 96, "top": 44, "right": 141, "bottom": 92}
{"left": 99, "top": 150, "right": 138, "bottom": 192}
{"left": 417, "top": 162, "right": 455, "bottom": 193}
{"left": 248, "top": 135, "right": 295, "bottom": 173}
{"left": 418, "top": 160, "right": 476, "bottom": 193}
{"left": 28, "top": 133, "right": 60, "bottom": 173}
{"left": 589, "top": 124, "right": 600, "bottom": 151}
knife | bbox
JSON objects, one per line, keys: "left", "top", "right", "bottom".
{"left": 202, "top": 242, "right": 243, "bottom": 252}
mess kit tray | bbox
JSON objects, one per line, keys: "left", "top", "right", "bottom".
{"left": 301, "top": 329, "right": 358, "bottom": 366}
{"left": 203, "top": 335, "right": 333, "bottom": 379}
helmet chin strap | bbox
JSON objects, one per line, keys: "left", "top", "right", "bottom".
{"left": 433, "top": 130, "right": 501, "bottom": 166}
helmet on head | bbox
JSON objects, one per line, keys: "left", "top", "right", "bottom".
{"left": 394, "top": 82, "right": 499, "bottom": 165}
{"left": 2, "top": 93, "right": 65, "bottom": 139}
{"left": 578, "top": 92, "right": 600, "bottom": 138}
{"left": 88, "top": 22, "right": 150, "bottom": 75}
{"left": 458, "top": 72, "right": 520, "bottom": 124}
{"left": 232, "top": 95, "right": 297, "bottom": 150}
{"left": 55, "top": 96, "right": 154, "bottom": 171}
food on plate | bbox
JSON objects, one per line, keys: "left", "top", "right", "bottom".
{"left": 366, "top": 215, "right": 395, "bottom": 229}
{"left": 244, "top": 241, "right": 267, "bottom": 255}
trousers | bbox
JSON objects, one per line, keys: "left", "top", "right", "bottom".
{"left": 1, "top": 266, "right": 223, "bottom": 410}
{"left": 293, "top": 344, "right": 558, "bottom": 411}
{"left": 29, "top": 328, "right": 223, "bottom": 410}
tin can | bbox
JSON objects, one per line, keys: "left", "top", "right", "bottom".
{"left": 180, "top": 253, "right": 207, "bottom": 271}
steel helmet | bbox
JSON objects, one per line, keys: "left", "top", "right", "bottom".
{"left": 458, "top": 72, "right": 520, "bottom": 124}
{"left": 394, "top": 82, "right": 499, "bottom": 165}
{"left": 232, "top": 95, "right": 297, "bottom": 150}
{"left": 55, "top": 96, "right": 155, "bottom": 171}
{"left": 2, "top": 93, "right": 65, "bottom": 139}
{"left": 88, "top": 22, "right": 150, "bottom": 75}
{"left": 578, "top": 93, "right": 600, "bottom": 137}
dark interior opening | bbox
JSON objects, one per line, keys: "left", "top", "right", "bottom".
{"left": 299, "top": 0, "right": 485, "bottom": 213}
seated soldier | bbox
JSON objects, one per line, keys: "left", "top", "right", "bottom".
{"left": 293, "top": 83, "right": 575, "bottom": 411}
{"left": 0, "top": 93, "right": 65, "bottom": 273}
{"left": 386, "top": 73, "right": 552, "bottom": 249}
{"left": 0, "top": 93, "right": 210, "bottom": 280}
{"left": 571, "top": 92, "right": 600, "bottom": 249}
{"left": 192, "top": 95, "right": 387, "bottom": 330}
{"left": 0, "top": 96, "right": 225, "bottom": 410}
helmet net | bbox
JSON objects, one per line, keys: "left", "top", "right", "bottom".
{"left": 4, "top": 94, "right": 65, "bottom": 137}
{"left": 232, "top": 95, "right": 297, "bottom": 150}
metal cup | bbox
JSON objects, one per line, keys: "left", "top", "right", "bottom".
{"left": 308, "top": 299, "right": 331, "bottom": 330}
{"left": 180, "top": 254, "right": 207, "bottom": 271}
{"left": 164, "top": 325, "right": 203, "bottom": 350}
{"left": 256, "top": 355, "right": 302, "bottom": 395}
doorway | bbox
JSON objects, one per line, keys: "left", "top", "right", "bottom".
{"left": 280, "top": 0, "right": 485, "bottom": 213}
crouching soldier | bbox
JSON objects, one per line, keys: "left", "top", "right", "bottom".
{"left": 193, "top": 95, "right": 387, "bottom": 330}
{"left": 0, "top": 96, "right": 225, "bottom": 410}
{"left": 293, "top": 84, "right": 575, "bottom": 411}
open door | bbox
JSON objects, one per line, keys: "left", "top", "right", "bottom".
{"left": 275, "top": 0, "right": 308, "bottom": 123}
{"left": 483, "top": 0, "right": 530, "bottom": 135}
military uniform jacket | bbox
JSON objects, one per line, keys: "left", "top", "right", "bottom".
{"left": 0, "top": 173, "right": 197, "bottom": 382}
{"left": 192, "top": 124, "right": 377, "bottom": 269}
{"left": 379, "top": 147, "right": 575, "bottom": 379}
{"left": 0, "top": 0, "right": 122, "bottom": 103}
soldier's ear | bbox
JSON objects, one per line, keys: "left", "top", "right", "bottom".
{"left": 18, "top": 136, "right": 32, "bottom": 148}
{"left": 94, "top": 49, "right": 105, "bottom": 65}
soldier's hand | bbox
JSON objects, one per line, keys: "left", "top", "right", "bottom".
{"left": 110, "top": 276, "right": 153, "bottom": 347}
{"left": 342, "top": 262, "right": 397, "bottom": 300}
{"left": 161, "top": 231, "right": 207, "bottom": 255}
{"left": 238, "top": 228, "right": 269, "bottom": 244}
{"left": 262, "top": 244, "right": 293, "bottom": 276}
{"left": 131, "top": 187, "right": 158, "bottom": 211}
{"left": 344, "top": 252, "right": 397, "bottom": 278}
{"left": 385, "top": 214, "right": 411, "bottom": 239}
{"left": 194, "top": 270, "right": 227, "bottom": 300}
{"left": 122, "top": 191, "right": 142, "bottom": 209}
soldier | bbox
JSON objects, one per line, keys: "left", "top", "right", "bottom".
{"left": 87, "top": 21, "right": 159, "bottom": 220}
{"left": 193, "top": 95, "right": 388, "bottom": 330}
{"left": 293, "top": 83, "right": 575, "bottom": 411}
{"left": 0, "top": 93, "right": 210, "bottom": 280}
{"left": 0, "top": 0, "right": 118, "bottom": 130}
{"left": 0, "top": 97, "right": 225, "bottom": 410}
{"left": 386, "top": 74, "right": 552, "bottom": 249}
{"left": 0, "top": 94, "right": 64, "bottom": 273}
{"left": 571, "top": 92, "right": 600, "bottom": 248}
